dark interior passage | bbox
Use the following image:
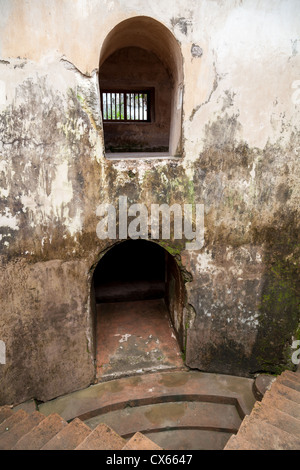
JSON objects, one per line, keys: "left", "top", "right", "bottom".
{"left": 93, "top": 239, "right": 166, "bottom": 302}
{"left": 92, "top": 240, "right": 186, "bottom": 380}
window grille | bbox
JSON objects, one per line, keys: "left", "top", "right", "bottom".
{"left": 101, "top": 91, "right": 150, "bottom": 122}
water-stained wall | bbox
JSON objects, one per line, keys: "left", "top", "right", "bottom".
{"left": 0, "top": 0, "right": 299, "bottom": 405}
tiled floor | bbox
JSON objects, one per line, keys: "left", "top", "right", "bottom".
{"left": 96, "top": 298, "right": 184, "bottom": 381}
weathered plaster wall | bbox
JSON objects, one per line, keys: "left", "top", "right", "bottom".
{"left": 0, "top": 0, "right": 299, "bottom": 405}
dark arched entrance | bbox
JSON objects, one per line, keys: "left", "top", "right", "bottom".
{"left": 92, "top": 240, "right": 185, "bottom": 380}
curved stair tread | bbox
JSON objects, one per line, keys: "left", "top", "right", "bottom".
{"left": 38, "top": 370, "right": 256, "bottom": 423}
{"left": 2, "top": 370, "right": 298, "bottom": 450}
{"left": 84, "top": 400, "right": 242, "bottom": 437}
{"left": 146, "top": 428, "right": 232, "bottom": 450}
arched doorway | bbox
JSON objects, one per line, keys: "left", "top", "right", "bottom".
{"left": 99, "top": 16, "right": 183, "bottom": 156}
{"left": 92, "top": 240, "right": 185, "bottom": 380}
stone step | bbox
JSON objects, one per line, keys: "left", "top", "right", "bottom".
{"left": 41, "top": 418, "right": 91, "bottom": 450}
{"left": 281, "top": 370, "right": 300, "bottom": 384}
{"left": 262, "top": 389, "right": 300, "bottom": 420}
{"left": 224, "top": 434, "right": 264, "bottom": 450}
{"left": 224, "top": 370, "right": 300, "bottom": 450}
{"left": 0, "top": 409, "right": 28, "bottom": 435}
{"left": 277, "top": 375, "right": 300, "bottom": 393}
{"left": 13, "top": 399, "right": 37, "bottom": 414}
{"left": 0, "top": 406, "right": 164, "bottom": 450}
{"left": 84, "top": 399, "right": 241, "bottom": 450}
{"left": 75, "top": 423, "right": 126, "bottom": 450}
{"left": 36, "top": 370, "right": 256, "bottom": 451}
{"left": 0, "top": 406, "right": 14, "bottom": 425}
{"left": 84, "top": 400, "right": 242, "bottom": 438}
{"left": 2, "top": 370, "right": 299, "bottom": 450}
{"left": 271, "top": 381, "right": 300, "bottom": 404}
{"left": 122, "top": 432, "right": 162, "bottom": 450}
{"left": 0, "top": 411, "right": 45, "bottom": 450}
{"left": 38, "top": 371, "right": 256, "bottom": 423}
{"left": 13, "top": 413, "right": 68, "bottom": 450}
{"left": 235, "top": 414, "right": 300, "bottom": 450}
{"left": 250, "top": 401, "right": 300, "bottom": 438}
{"left": 147, "top": 428, "right": 231, "bottom": 450}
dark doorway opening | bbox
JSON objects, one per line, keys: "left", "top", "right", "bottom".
{"left": 93, "top": 239, "right": 166, "bottom": 303}
{"left": 92, "top": 240, "right": 185, "bottom": 380}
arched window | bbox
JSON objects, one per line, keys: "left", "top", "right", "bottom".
{"left": 99, "top": 17, "right": 183, "bottom": 157}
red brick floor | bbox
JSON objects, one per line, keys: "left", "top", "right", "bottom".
{"left": 96, "top": 298, "right": 184, "bottom": 381}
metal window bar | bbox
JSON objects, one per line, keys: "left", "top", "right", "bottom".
{"left": 102, "top": 91, "right": 149, "bottom": 122}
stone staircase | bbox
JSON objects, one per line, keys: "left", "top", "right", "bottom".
{"left": 2, "top": 370, "right": 256, "bottom": 450}
{"left": 1, "top": 369, "right": 299, "bottom": 450}
{"left": 0, "top": 405, "right": 161, "bottom": 450}
{"left": 224, "top": 370, "right": 300, "bottom": 450}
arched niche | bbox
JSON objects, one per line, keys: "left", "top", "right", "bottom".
{"left": 99, "top": 16, "right": 183, "bottom": 157}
